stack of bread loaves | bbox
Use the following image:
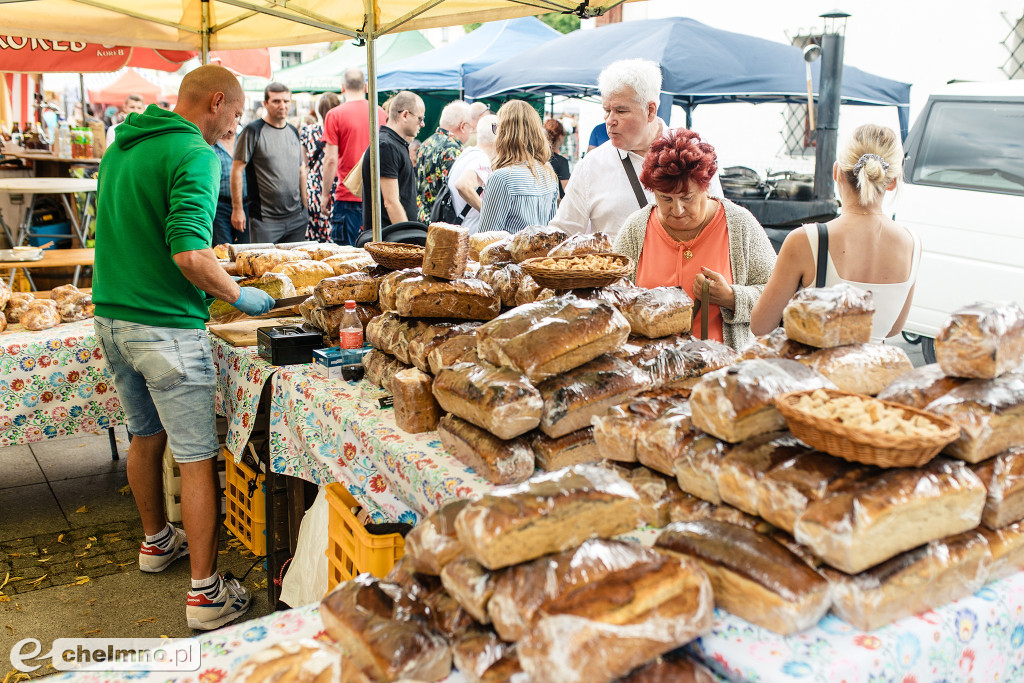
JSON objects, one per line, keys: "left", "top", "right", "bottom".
{"left": 0, "top": 280, "right": 95, "bottom": 334}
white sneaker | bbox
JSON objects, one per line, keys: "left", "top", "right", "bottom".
{"left": 139, "top": 527, "right": 189, "bottom": 573}
{"left": 186, "top": 574, "right": 252, "bottom": 631}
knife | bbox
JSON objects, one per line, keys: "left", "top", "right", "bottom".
{"left": 268, "top": 295, "right": 309, "bottom": 311}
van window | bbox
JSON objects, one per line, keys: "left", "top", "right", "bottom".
{"left": 912, "top": 100, "right": 1024, "bottom": 194}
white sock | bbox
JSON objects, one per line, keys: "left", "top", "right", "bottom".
{"left": 191, "top": 573, "right": 221, "bottom": 595}
{"left": 145, "top": 523, "right": 174, "bottom": 548}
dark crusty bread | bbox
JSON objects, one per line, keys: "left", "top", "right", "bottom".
{"left": 312, "top": 271, "right": 378, "bottom": 306}
{"left": 395, "top": 276, "right": 501, "bottom": 320}
{"left": 437, "top": 414, "right": 535, "bottom": 486}
{"left": 537, "top": 354, "right": 648, "bottom": 438}
{"left": 432, "top": 361, "right": 542, "bottom": 440}
{"left": 531, "top": 427, "right": 602, "bottom": 470}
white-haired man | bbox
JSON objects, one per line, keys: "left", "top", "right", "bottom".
{"left": 416, "top": 99, "right": 472, "bottom": 221}
{"left": 446, "top": 113, "right": 499, "bottom": 233}
{"left": 551, "top": 59, "right": 722, "bottom": 241}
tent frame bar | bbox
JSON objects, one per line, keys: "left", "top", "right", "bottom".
{"left": 67, "top": 0, "right": 199, "bottom": 33}
{"left": 379, "top": 0, "right": 448, "bottom": 35}
{"left": 217, "top": 0, "right": 360, "bottom": 38}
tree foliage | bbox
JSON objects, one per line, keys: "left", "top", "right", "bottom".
{"left": 465, "top": 12, "right": 580, "bottom": 34}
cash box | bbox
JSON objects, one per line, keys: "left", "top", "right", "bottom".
{"left": 256, "top": 325, "right": 323, "bottom": 365}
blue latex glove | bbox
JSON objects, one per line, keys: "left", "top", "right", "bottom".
{"left": 233, "top": 287, "right": 275, "bottom": 316}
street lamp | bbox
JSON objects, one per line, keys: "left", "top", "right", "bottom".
{"left": 803, "top": 43, "right": 821, "bottom": 131}
{"left": 812, "top": 9, "right": 851, "bottom": 201}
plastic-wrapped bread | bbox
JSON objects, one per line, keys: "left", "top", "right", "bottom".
{"left": 58, "top": 291, "right": 94, "bottom": 322}
{"left": 303, "top": 242, "right": 353, "bottom": 260}
{"left": 797, "top": 343, "right": 913, "bottom": 395}
{"left": 513, "top": 274, "right": 555, "bottom": 306}
{"left": 656, "top": 520, "right": 831, "bottom": 635}
{"left": 782, "top": 284, "right": 875, "bottom": 348}
{"left": 617, "top": 651, "right": 718, "bottom": 683}
{"left": 601, "top": 463, "right": 680, "bottom": 528}
{"left": 508, "top": 225, "right": 569, "bottom": 263}
{"left": 602, "top": 285, "right": 694, "bottom": 338}
{"left": 0, "top": 279, "right": 9, "bottom": 312}
{"left": 451, "top": 628, "right": 525, "bottom": 683}
{"left": 392, "top": 368, "right": 442, "bottom": 434}
{"left": 479, "top": 238, "right": 515, "bottom": 266}
{"left": 250, "top": 248, "right": 309, "bottom": 277}
{"left": 365, "top": 311, "right": 400, "bottom": 352}
{"left": 536, "top": 355, "right": 648, "bottom": 438}
{"left": 393, "top": 318, "right": 459, "bottom": 365}
{"left": 268, "top": 259, "right": 334, "bottom": 291}
{"left": 208, "top": 272, "right": 296, "bottom": 320}
{"left": 793, "top": 457, "right": 986, "bottom": 574}
{"left": 385, "top": 319, "right": 422, "bottom": 364}
{"left": 757, "top": 450, "right": 875, "bottom": 534}
{"left": 21, "top": 299, "right": 61, "bottom": 331}
{"left": 591, "top": 388, "right": 686, "bottom": 463}
{"left": 423, "top": 222, "right": 470, "bottom": 280}
{"left": 455, "top": 465, "right": 642, "bottom": 570}
{"left": 531, "top": 428, "right": 601, "bottom": 470}
{"left": 978, "top": 521, "right": 1024, "bottom": 580}
{"left": 395, "top": 276, "right": 501, "bottom": 320}
{"left": 739, "top": 326, "right": 815, "bottom": 361}
{"left": 403, "top": 499, "right": 470, "bottom": 576}
{"left": 4, "top": 292, "right": 32, "bottom": 324}
{"left": 313, "top": 272, "right": 378, "bottom": 306}
{"left": 233, "top": 248, "right": 275, "bottom": 276}
{"left": 635, "top": 402, "right": 697, "bottom": 476}
{"left": 383, "top": 558, "right": 472, "bottom": 634}
{"left": 432, "top": 362, "right": 542, "bottom": 439}
{"left": 362, "top": 349, "right": 409, "bottom": 394}
{"left": 437, "top": 414, "right": 535, "bottom": 485}
{"left": 666, "top": 494, "right": 771, "bottom": 532}
{"left": 512, "top": 540, "right": 712, "bottom": 683}
{"left": 275, "top": 240, "right": 318, "bottom": 250}
{"left": 673, "top": 433, "right": 731, "bottom": 504}
{"left": 0, "top": 311, "right": 6, "bottom": 332}
{"left": 971, "top": 447, "right": 1024, "bottom": 529}
{"left": 925, "top": 373, "right": 1024, "bottom": 463}
{"left": 618, "top": 336, "right": 739, "bottom": 389}
{"left": 319, "top": 575, "right": 452, "bottom": 682}
{"left": 546, "top": 232, "right": 614, "bottom": 258}
{"left": 228, "top": 242, "right": 275, "bottom": 260}
{"left": 230, "top": 639, "right": 362, "bottom": 683}
{"left": 50, "top": 284, "right": 80, "bottom": 305}
{"left": 488, "top": 264, "right": 524, "bottom": 308}
{"left": 428, "top": 335, "right": 481, "bottom": 375}
{"left": 689, "top": 358, "right": 836, "bottom": 443}
{"left": 323, "top": 253, "right": 375, "bottom": 276}
{"left": 407, "top": 321, "right": 479, "bottom": 373}
{"left": 826, "top": 530, "right": 992, "bottom": 631}
{"left": 296, "top": 296, "right": 316, "bottom": 326}
{"left": 715, "top": 432, "right": 813, "bottom": 516}
{"left": 312, "top": 303, "right": 379, "bottom": 340}
{"left": 470, "top": 231, "right": 512, "bottom": 261}
{"left": 876, "top": 363, "right": 967, "bottom": 409}
{"left": 935, "top": 302, "right": 1024, "bottom": 379}
{"left": 477, "top": 296, "right": 631, "bottom": 383}
{"left": 440, "top": 557, "right": 500, "bottom": 624}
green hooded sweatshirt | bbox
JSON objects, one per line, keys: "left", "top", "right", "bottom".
{"left": 93, "top": 105, "right": 219, "bottom": 329}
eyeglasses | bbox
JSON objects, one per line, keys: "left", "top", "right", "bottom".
{"left": 491, "top": 123, "right": 498, "bottom": 135}
{"left": 400, "top": 111, "right": 425, "bottom": 124}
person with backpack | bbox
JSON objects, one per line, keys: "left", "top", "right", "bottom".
{"left": 432, "top": 114, "right": 498, "bottom": 232}
{"left": 231, "top": 82, "right": 307, "bottom": 243}
{"left": 301, "top": 92, "right": 341, "bottom": 242}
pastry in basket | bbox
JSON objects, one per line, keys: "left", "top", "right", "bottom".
{"left": 793, "top": 457, "right": 986, "bottom": 574}
{"left": 824, "top": 530, "right": 992, "bottom": 632}
{"left": 508, "top": 225, "right": 569, "bottom": 263}
{"left": 547, "top": 232, "right": 614, "bottom": 257}
{"left": 788, "top": 388, "right": 948, "bottom": 438}
{"left": 715, "top": 431, "right": 814, "bottom": 516}
{"left": 689, "top": 358, "right": 835, "bottom": 443}
{"left": 437, "top": 414, "right": 535, "bottom": 486}
{"left": 935, "top": 301, "right": 1024, "bottom": 379}
{"left": 782, "top": 284, "right": 875, "bottom": 348}
{"left": 656, "top": 519, "right": 831, "bottom": 635}
{"left": 923, "top": 372, "right": 1024, "bottom": 463}
{"left": 797, "top": 343, "right": 913, "bottom": 395}
{"left": 970, "top": 447, "right": 1024, "bottom": 529}
{"left": 876, "top": 362, "right": 967, "bottom": 409}
{"left": 455, "top": 465, "right": 642, "bottom": 570}
{"left": 979, "top": 521, "right": 1024, "bottom": 581}
{"left": 739, "top": 326, "right": 815, "bottom": 361}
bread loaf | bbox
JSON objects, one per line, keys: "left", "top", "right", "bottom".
{"left": 428, "top": 335, "right": 481, "bottom": 375}
{"left": 978, "top": 522, "right": 1024, "bottom": 580}
{"left": 58, "top": 291, "right": 94, "bottom": 322}
{"left": 936, "top": 302, "right": 1024, "bottom": 379}
{"left": 407, "top": 322, "right": 479, "bottom": 373}
{"left": 971, "top": 447, "right": 1024, "bottom": 529}
{"left": 311, "top": 302, "right": 379, "bottom": 340}
{"left": 230, "top": 640, "right": 359, "bottom": 683}
{"left": 313, "top": 272, "right": 378, "bottom": 306}
{"left": 251, "top": 248, "right": 309, "bottom": 277}
{"left": 604, "top": 286, "right": 694, "bottom": 338}
{"left": 275, "top": 240, "right": 318, "bottom": 250}
{"left": 455, "top": 465, "right": 642, "bottom": 570}
{"left": 547, "top": 232, "right": 613, "bottom": 258}
{"left": 656, "top": 520, "right": 831, "bottom": 635}
{"left": 635, "top": 403, "right": 698, "bottom": 476}
{"left": 5, "top": 292, "right": 32, "bottom": 323}
{"left": 531, "top": 428, "right": 601, "bottom": 470}
{"left": 512, "top": 274, "right": 555, "bottom": 306}
{"left": 782, "top": 284, "right": 875, "bottom": 348}
{"left": 602, "top": 463, "right": 681, "bottom": 528}
{"left": 208, "top": 272, "right": 296, "bottom": 320}
{"left": 319, "top": 575, "right": 452, "bottom": 682}
{"left": 304, "top": 243, "right": 355, "bottom": 260}
{"left": 21, "top": 299, "right": 60, "bottom": 331}
{"left": 876, "top": 363, "right": 967, "bottom": 409}
{"left": 437, "top": 414, "right": 535, "bottom": 485}
{"left": 50, "top": 284, "right": 79, "bottom": 305}
{"left": 617, "top": 336, "right": 739, "bottom": 389}
{"left": 228, "top": 242, "right": 274, "bottom": 260}
{"left": 793, "top": 457, "right": 986, "bottom": 574}
{"left": 470, "top": 231, "right": 512, "bottom": 261}
{"left": 451, "top": 628, "right": 524, "bottom": 683}
{"left": 234, "top": 248, "right": 275, "bottom": 276}
{"left": 489, "top": 264, "right": 524, "bottom": 308}
{"left": 440, "top": 557, "right": 500, "bottom": 624}
{"left": 0, "top": 311, "right": 6, "bottom": 333}
{"left": 395, "top": 276, "right": 500, "bottom": 320}
{"left": 365, "top": 311, "right": 400, "bottom": 352}
{"left": 268, "top": 259, "right": 334, "bottom": 291}
{"left": 432, "top": 362, "right": 542, "bottom": 439}
{"left": 422, "top": 222, "right": 470, "bottom": 280}
{"left": 511, "top": 539, "right": 714, "bottom": 683}
{"left": 376, "top": 268, "right": 421, "bottom": 311}
{"left": 479, "top": 238, "right": 515, "bottom": 265}
{"left": 797, "top": 343, "right": 913, "bottom": 395}
{"left": 403, "top": 499, "right": 471, "bottom": 576}
{"left": 592, "top": 389, "right": 685, "bottom": 463}
{"left": 715, "top": 431, "right": 812, "bottom": 516}
{"left": 689, "top": 358, "right": 835, "bottom": 443}
{"left": 362, "top": 349, "right": 409, "bottom": 394}
{"left": 739, "top": 326, "right": 815, "bottom": 361}
{"left": 508, "top": 225, "right": 569, "bottom": 263}
{"left": 925, "top": 373, "right": 1024, "bottom": 463}
{"left": 537, "top": 355, "right": 648, "bottom": 438}
{"left": 477, "top": 296, "right": 631, "bottom": 383}
{"left": 826, "top": 530, "right": 992, "bottom": 631}
{"left": 392, "top": 368, "right": 442, "bottom": 434}
{"left": 323, "top": 253, "right": 375, "bottom": 276}
{"left": 617, "top": 652, "right": 718, "bottom": 683}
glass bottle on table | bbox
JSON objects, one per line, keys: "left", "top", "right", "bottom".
{"left": 339, "top": 300, "right": 365, "bottom": 381}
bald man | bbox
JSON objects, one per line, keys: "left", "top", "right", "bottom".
{"left": 94, "top": 64, "right": 267, "bottom": 631}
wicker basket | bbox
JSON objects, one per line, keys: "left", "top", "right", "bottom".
{"left": 774, "top": 389, "right": 960, "bottom": 468}
{"left": 364, "top": 242, "right": 424, "bottom": 270}
{"left": 520, "top": 252, "right": 632, "bottom": 290}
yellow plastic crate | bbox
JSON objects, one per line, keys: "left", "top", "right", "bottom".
{"left": 325, "top": 483, "right": 405, "bottom": 589}
{"left": 224, "top": 447, "right": 267, "bottom": 555}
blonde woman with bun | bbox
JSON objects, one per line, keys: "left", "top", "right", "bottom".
{"left": 751, "top": 124, "right": 920, "bottom": 342}
{"left": 479, "top": 100, "right": 559, "bottom": 234}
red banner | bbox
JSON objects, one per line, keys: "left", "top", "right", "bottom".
{"left": 0, "top": 37, "right": 192, "bottom": 73}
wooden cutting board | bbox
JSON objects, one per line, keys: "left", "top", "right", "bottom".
{"left": 208, "top": 316, "right": 303, "bottom": 347}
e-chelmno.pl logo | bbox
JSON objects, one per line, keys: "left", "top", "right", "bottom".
{"left": 10, "top": 637, "right": 201, "bottom": 673}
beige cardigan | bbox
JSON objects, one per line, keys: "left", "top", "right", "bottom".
{"left": 612, "top": 199, "right": 776, "bottom": 350}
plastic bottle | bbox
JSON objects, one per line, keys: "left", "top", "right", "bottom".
{"left": 338, "top": 300, "right": 365, "bottom": 381}
{"left": 57, "top": 120, "right": 72, "bottom": 158}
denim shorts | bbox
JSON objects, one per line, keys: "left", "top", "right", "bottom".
{"left": 94, "top": 317, "right": 219, "bottom": 463}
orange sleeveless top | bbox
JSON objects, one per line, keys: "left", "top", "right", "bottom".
{"left": 636, "top": 201, "right": 732, "bottom": 342}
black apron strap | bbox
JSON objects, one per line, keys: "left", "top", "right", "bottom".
{"left": 815, "top": 222, "right": 829, "bottom": 288}
{"left": 620, "top": 153, "right": 647, "bottom": 209}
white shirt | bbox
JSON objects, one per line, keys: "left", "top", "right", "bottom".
{"left": 447, "top": 146, "right": 492, "bottom": 234}
{"left": 105, "top": 122, "right": 119, "bottom": 149}
{"left": 549, "top": 128, "right": 723, "bottom": 241}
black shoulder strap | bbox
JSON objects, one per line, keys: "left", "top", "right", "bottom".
{"left": 815, "top": 222, "right": 829, "bottom": 288}
{"left": 620, "top": 152, "right": 647, "bottom": 209}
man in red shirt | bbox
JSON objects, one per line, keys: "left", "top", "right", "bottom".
{"left": 320, "top": 67, "right": 387, "bottom": 245}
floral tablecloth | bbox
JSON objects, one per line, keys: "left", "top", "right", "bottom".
{"left": 0, "top": 319, "right": 122, "bottom": 446}
{"left": 269, "top": 366, "right": 493, "bottom": 524}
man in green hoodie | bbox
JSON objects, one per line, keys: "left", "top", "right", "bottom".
{"left": 93, "top": 65, "right": 272, "bottom": 631}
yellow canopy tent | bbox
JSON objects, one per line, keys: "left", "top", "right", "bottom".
{"left": 2, "top": 0, "right": 637, "bottom": 238}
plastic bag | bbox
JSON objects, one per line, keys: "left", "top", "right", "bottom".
{"left": 279, "top": 487, "right": 330, "bottom": 607}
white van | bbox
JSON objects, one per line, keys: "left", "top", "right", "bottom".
{"left": 896, "top": 81, "right": 1024, "bottom": 362}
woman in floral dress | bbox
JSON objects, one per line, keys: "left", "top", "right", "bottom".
{"left": 301, "top": 92, "right": 341, "bottom": 242}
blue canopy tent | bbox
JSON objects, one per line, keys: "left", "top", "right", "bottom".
{"left": 376, "top": 17, "right": 561, "bottom": 93}
{"left": 463, "top": 17, "right": 912, "bottom": 139}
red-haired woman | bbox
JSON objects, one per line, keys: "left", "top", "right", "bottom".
{"left": 613, "top": 129, "right": 775, "bottom": 349}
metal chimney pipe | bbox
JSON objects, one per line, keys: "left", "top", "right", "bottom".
{"left": 813, "top": 32, "right": 844, "bottom": 200}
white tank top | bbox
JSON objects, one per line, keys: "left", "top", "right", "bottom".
{"left": 803, "top": 224, "right": 922, "bottom": 343}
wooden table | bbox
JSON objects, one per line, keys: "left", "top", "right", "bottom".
{"left": 1, "top": 247, "right": 94, "bottom": 288}
{"left": 2, "top": 149, "right": 102, "bottom": 177}
{"left": 0, "top": 177, "right": 98, "bottom": 249}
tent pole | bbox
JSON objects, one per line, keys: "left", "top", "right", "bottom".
{"left": 365, "top": 1, "right": 382, "bottom": 242}
{"left": 201, "top": 0, "right": 210, "bottom": 64}
{"left": 79, "top": 73, "right": 87, "bottom": 119}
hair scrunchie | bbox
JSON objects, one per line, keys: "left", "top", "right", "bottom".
{"left": 853, "top": 153, "right": 889, "bottom": 175}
